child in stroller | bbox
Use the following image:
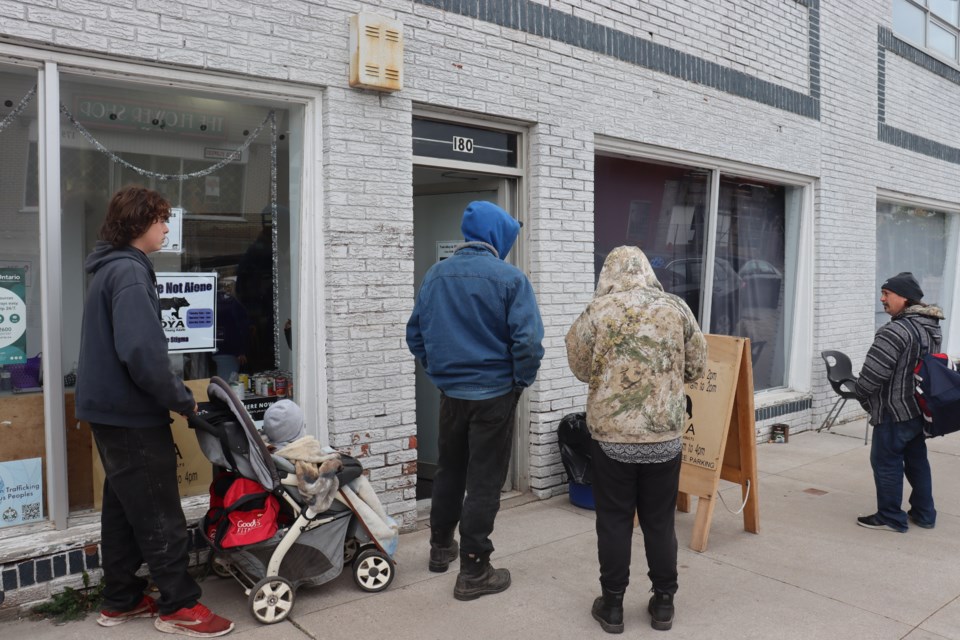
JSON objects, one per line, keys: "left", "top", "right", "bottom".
{"left": 188, "top": 377, "right": 399, "bottom": 624}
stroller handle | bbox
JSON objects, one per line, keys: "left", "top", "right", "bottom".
{"left": 187, "top": 412, "right": 222, "bottom": 437}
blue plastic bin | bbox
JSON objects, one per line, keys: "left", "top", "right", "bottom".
{"left": 568, "top": 482, "right": 595, "bottom": 510}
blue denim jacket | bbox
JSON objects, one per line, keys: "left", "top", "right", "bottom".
{"left": 406, "top": 201, "right": 544, "bottom": 400}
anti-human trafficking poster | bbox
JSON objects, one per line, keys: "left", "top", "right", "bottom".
{"left": 0, "top": 457, "right": 43, "bottom": 528}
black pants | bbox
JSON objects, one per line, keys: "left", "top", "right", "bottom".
{"left": 430, "top": 390, "right": 520, "bottom": 559}
{"left": 590, "top": 439, "right": 681, "bottom": 595}
{"left": 91, "top": 423, "right": 202, "bottom": 615}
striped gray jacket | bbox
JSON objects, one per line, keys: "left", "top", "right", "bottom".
{"left": 854, "top": 305, "right": 944, "bottom": 425}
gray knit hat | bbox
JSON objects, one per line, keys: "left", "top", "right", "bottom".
{"left": 881, "top": 272, "right": 924, "bottom": 302}
{"left": 263, "top": 399, "right": 306, "bottom": 447}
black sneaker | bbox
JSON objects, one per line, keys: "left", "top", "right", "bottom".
{"left": 856, "top": 514, "right": 906, "bottom": 532}
{"left": 453, "top": 563, "right": 511, "bottom": 601}
{"left": 648, "top": 592, "right": 674, "bottom": 631}
{"left": 907, "top": 510, "right": 935, "bottom": 529}
{"left": 429, "top": 540, "right": 459, "bottom": 573}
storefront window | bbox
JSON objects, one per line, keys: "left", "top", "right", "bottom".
{"left": 0, "top": 64, "right": 47, "bottom": 529}
{"left": 876, "top": 201, "right": 959, "bottom": 333}
{"left": 53, "top": 73, "right": 300, "bottom": 510}
{"left": 595, "top": 156, "right": 802, "bottom": 391}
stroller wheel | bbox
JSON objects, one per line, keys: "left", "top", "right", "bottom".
{"left": 249, "top": 576, "right": 295, "bottom": 624}
{"left": 208, "top": 554, "right": 232, "bottom": 579}
{"left": 343, "top": 537, "right": 360, "bottom": 565}
{"left": 353, "top": 548, "right": 394, "bottom": 593}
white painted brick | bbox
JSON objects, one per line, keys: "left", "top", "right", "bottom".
{"left": 3, "top": 0, "right": 960, "bottom": 541}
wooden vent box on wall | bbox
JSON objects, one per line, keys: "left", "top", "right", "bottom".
{"left": 349, "top": 13, "right": 403, "bottom": 92}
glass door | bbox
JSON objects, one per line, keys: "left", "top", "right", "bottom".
{"left": 412, "top": 168, "right": 520, "bottom": 498}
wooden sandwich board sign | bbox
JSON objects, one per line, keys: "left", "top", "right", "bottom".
{"left": 676, "top": 334, "right": 760, "bottom": 552}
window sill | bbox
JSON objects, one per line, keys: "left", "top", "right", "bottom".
{"left": 754, "top": 388, "right": 811, "bottom": 407}
{"left": 0, "top": 495, "right": 209, "bottom": 565}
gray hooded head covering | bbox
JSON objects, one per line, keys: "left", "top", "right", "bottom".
{"left": 263, "top": 399, "right": 306, "bottom": 447}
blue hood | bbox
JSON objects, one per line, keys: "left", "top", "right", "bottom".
{"left": 461, "top": 201, "right": 520, "bottom": 260}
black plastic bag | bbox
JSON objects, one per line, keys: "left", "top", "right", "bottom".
{"left": 558, "top": 412, "right": 592, "bottom": 485}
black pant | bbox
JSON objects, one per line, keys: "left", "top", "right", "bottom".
{"left": 430, "top": 390, "right": 520, "bottom": 559}
{"left": 91, "top": 423, "right": 202, "bottom": 615}
{"left": 590, "top": 439, "right": 681, "bottom": 594}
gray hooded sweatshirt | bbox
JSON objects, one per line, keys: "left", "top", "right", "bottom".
{"left": 75, "top": 241, "right": 194, "bottom": 427}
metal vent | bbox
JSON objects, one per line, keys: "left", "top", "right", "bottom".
{"left": 349, "top": 13, "right": 403, "bottom": 92}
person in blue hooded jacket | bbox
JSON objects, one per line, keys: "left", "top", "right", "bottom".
{"left": 406, "top": 200, "right": 544, "bottom": 601}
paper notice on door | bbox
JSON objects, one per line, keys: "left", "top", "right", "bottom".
{"left": 437, "top": 241, "right": 459, "bottom": 262}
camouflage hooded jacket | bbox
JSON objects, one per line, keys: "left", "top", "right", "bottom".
{"left": 565, "top": 247, "right": 707, "bottom": 444}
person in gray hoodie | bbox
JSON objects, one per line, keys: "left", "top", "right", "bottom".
{"left": 76, "top": 186, "right": 233, "bottom": 637}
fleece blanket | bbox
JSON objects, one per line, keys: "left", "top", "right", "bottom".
{"left": 275, "top": 437, "right": 342, "bottom": 511}
{"left": 339, "top": 475, "right": 400, "bottom": 557}
{"left": 275, "top": 437, "right": 399, "bottom": 555}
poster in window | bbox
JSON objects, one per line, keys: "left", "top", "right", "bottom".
{"left": 205, "top": 176, "right": 220, "bottom": 202}
{"left": 0, "top": 457, "right": 44, "bottom": 527}
{"left": 159, "top": 207, "right": 184, "bottom": 254}
{"left": 156, "top": 273, "right": 218, "bottom": 353}
{"left": 626, "top": 200, "right": 650, "bottom": 241}
{"left": 666, "top": 205, "right": 695, "bottom": 246}
{"left": 0, "top": 268, "right": 28, "bottom": 366}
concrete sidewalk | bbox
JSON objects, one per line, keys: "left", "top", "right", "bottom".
{"left": 7, "top": 419, "right": 960, "bottom": 640}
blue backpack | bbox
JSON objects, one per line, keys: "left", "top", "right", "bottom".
{"left": 904, "top": 320, "right": 960, "bottom": 438}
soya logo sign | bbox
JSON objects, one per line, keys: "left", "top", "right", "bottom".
{"left": 0, "top": 268, "right": 27, "bottom": 366}
{"left": 156, "top": 273, "right": 218, "bottom": 353}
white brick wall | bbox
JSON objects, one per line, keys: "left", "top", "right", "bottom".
{"left": 527, "top": 0, "right": 811, "bottom": 92}
{"left": 885, "top": 54, "right": 960, "bottom": 149}
{"left": 2, "top": 0, "right": 959, "bottom": 526}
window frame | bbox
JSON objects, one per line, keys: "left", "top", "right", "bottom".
{"left": 0, "top": 41, "right": 324, "bottom": 533}
{"left": 893, "top": 0, "right": 960, "bottom": 67}
{"left": 876, "top": 188, "right": 960, "bottom": 353}
{"left": 594, "top": 137, "right": 815, "bottom": 397}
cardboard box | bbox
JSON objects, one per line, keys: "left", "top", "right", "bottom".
{"left": 92, "top": 379, "right": 213, "bottom": 509}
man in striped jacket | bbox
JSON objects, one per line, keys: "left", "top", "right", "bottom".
{"left": 854, "top": 272, "right": 944, "bottom": 532}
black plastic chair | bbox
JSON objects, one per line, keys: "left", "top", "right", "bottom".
{"left": 817, "top": 350, "right": 868, "bottom": 444}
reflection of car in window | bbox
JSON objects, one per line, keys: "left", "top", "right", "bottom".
{"left": 739, "top": 259, "right": 783, "bottom": 309}
{"left": 652, "top": 256, "right": 743, "bottom": 335}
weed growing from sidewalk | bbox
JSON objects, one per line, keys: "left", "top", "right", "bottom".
{"left": 31, "top": 571, "right": 103, "bottom": 624}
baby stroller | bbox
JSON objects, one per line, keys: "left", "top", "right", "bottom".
{"left": 188, "top": 377, "right": 398, "bottom": 624}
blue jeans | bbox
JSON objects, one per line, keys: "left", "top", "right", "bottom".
{"left": 91, "top": 423, "right": 202, "bottom": 615}
{"left": 870, "top": 415, "right": 936, "bottom": 530}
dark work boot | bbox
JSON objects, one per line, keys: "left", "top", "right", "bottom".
{"left": 429, "top": 539, "right": 459, "bottom": 573}
{"left": 591, "top": 587, "right": 624, "bottom": 634}
{"left": 648, "top": 591, "right": 674, "bottom": 631}
{"left": 453, "top": 554, "right": 511, "bottom": 601}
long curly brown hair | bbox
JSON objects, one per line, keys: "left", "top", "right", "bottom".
{"left": 99, "top": 186, "right": 171, "bottom": 247}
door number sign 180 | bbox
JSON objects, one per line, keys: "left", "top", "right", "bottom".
{"left": 452, "top": 136, "right": 474, "bottom": 153}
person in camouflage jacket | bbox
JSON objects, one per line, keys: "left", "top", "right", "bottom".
{"left": 566, "top": 245, "right": 706, "bottom": 634}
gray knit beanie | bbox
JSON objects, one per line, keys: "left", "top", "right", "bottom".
{"left": 263, "top": 399, "right": 306, "bottom": 447}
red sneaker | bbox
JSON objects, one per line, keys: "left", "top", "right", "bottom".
{"left": 97, "top": 595, "right": 159, "bottom": 627}
{"left": 154, "top": 602, "right": 234, "bottom": 637}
